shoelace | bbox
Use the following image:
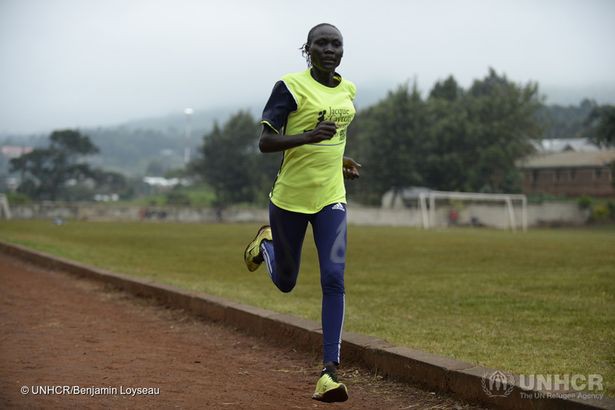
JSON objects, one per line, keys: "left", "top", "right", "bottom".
{"left": 323, "top": 371, "right": 338, "bottom": 382}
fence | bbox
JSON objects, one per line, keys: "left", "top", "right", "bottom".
{"left": 6, "top": 201, "right": 589, "bottom": 228}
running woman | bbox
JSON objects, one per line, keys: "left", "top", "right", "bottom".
{"left": 243, "top": 23, "right": 361, "bottom": 403}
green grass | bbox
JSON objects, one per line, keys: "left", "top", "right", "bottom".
{"left": 1, "top": 220, "right": 614, "bottom": 396}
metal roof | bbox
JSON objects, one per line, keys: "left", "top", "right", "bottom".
{"left": 534, "top": 138, "right": 600, "bottom": 153}
{"left": 517, "top": 149, "right": 615, "bottom": 169}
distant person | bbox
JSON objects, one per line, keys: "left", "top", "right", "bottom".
{"left": 448, "top": 208, "right": 459, "bottom": 226}
{"left": 243, "top": 23, "right": 361, "bottom": 403}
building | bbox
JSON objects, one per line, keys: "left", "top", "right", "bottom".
{"left": 1, "top": 145, "right": 33, "bottom": 158}
{"left": 518, "top": 150, "right": 615, "bottom": 197}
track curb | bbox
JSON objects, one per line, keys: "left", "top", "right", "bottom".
{"left": 1, "top": 241, "right": 612, "bottom": 410}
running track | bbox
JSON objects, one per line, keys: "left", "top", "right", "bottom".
{"left": 0, "top": 253, "right": 482, "bottom": 409}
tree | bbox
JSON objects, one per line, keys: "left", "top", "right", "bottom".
{"left": 92, "top": 169, "right": 130, "bottom": 197}
{"left": 347, "top": 82, "right": 429, "bottom": 205}
{"left": 461, "top": 68, "right": 543, "bottom": 192}
{"left": 586, "top": 104, "right": 615, "bottom": 147}
{"left": 429, "top": 75, "right": 462, "bottom": 101}
{"left": 190, "top": 111, "right": 279, "bottom": 206}
{"left": 536, "top": 99, "right": 596, "bottom": 140}
{"left": 424, "top": 78, "right": 473, "bottom": 191}
{"left": 347, "top": 70, "right": 544, "bottom": 204}
{"left": 10, "top": 129, "right": 99, "bottom": 200}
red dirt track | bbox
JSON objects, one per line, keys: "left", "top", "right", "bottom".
{"left": 0, "top": 253, "right": 481, "bottom": 409}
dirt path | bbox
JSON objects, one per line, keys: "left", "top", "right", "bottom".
{"left": 0, "top": 253, "right": 482, "bottom": 409}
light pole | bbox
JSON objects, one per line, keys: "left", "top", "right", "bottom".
{"left": 184, "top": 107, "right": 194, "bottom": 165}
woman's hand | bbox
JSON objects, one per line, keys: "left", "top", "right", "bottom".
{"left": 343, "top": 156, "right": 361, "bottom": 179}
{"left": 307, "top": 121, "right": 337, "bottom": 143}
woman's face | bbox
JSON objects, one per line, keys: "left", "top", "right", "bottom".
{"left": 308, "top": 25, "right": 343, "bottom": 72}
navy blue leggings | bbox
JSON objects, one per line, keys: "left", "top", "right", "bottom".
{"left": 261, "top": 201, "right": 347, "bottom": 365}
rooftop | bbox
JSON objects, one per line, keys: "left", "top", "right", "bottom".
{"left": 518, "top": 149, "right": 615, "bottom": 169}
{"left": 534, "top": 138, "right": 600, "bottom": 153}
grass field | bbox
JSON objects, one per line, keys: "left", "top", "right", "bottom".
{"left": 1, "top": 220, "right": 613, "bottom": 396}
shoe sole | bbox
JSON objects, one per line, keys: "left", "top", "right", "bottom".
{"left": 243, "top": 225, "right": 270, "bottom": 272}
{"left": 312, "top": 384, "right": 348, "bottom": 403}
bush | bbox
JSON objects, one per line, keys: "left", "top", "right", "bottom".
{"left": 6, "top": 192, "right": 31, "bottom": 205}
{"left": 577, "top": 195, "right": 593, "bottom": 210}
{"left": 165, "top": 191, "right": 191, "bottom": 206}
{"left": 607, "top": 201, "right": 615, "bottom": 219}
{"left": 591, "top": 203, "right": 610, "bottom": 221}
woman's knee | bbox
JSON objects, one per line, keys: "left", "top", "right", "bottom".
{"left": 275, "top": 277, "right": 297, "bottom": 293}
{"left": 321, "top": 267, "right": 345, "bottom": 294}
{"left": 274, "top": 265, "right": 299, "bottom": 293}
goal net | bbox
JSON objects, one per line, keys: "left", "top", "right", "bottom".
{"left": 417, "top": 190, "right": 527, "bottom": 231}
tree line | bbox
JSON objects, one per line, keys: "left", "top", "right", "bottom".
{"left": 345, "top": 70, "right": 544, "bottom": 204}
{"left": 191, "top": 69, "right": 615, "bottom": 207}
{"left": 9, "top": 130, "right": 129, "bottom": 201}
{"left": 8, "top": 69, "right": 615, "bottom": 204}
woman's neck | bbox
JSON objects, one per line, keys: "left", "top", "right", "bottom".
{"left": 310, "top": 67, "right": 338, "bottom": 87}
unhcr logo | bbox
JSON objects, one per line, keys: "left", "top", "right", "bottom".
{"left": 482, "top": 370, "right": 515, "bottom": 397}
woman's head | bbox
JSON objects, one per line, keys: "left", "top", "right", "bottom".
{"left": 301, "top": 23, "right": 343, "bottom": 71}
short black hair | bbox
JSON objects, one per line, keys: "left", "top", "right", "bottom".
{"left": 300, "top": 23, "right": 340, "bottom": 67}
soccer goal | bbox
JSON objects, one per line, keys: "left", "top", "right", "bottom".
{"left": 418, "top": 190, "right": 527, "bottom": 231}
{"left": 0, "top": 193, "right": 11, "bottom": 220}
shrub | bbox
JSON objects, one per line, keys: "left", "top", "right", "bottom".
{"left": 165, "top": 191, "right": 191, "bottom": 206}
{"left": 607, "top": 201, "right": 615, "bottom": 220}
{"left": 591, "top": 203, "right": 610, "bottom": 221}
{"left": 577, "top": 195, "right": 593, "bottom": 210}
{"left": 6, "top": 192, "right": 31, "bottom": 205}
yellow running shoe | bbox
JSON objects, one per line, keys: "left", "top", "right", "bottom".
{"left": 243, "top": 225, "right": 272, "bottom": 272}
{"left": 312, "top": 370, "right": 348, "bottom": 403}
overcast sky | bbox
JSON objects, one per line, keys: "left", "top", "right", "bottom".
{"left": 1, "top": 0, "right": 614, "bottom": 135}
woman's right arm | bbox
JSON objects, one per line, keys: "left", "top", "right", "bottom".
{"left": 259, "top": 121, "right": 337, "bottom": 153}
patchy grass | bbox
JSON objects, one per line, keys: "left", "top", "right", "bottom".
{"left": 1, "top": 220, "right": 613, "bottom": 395}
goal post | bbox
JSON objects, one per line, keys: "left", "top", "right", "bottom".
{"left": 418, "top": 190, "right": 527, "bottom": 232}
{"left": 0, "top": 193, "right": 11, "bottom": 220}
